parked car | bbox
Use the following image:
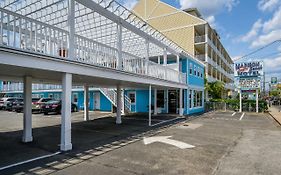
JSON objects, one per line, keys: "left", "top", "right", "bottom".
{"left": 6, "top": 98, "right": 23, "bottom": 111}
{"left": 41, "top": 100, "right": 78, "bottom": 115}
{"left": 12, "top": 98, "right": 41, "bottom": 113}
{"left": 0, "top": 97, "right": 18, "bottom": 110}
{"left": 32, "top": 98, "right": 53, "bottom": 113}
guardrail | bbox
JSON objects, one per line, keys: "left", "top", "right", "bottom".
{"left": 0, "top": 7, "right": 185, "bottom": 84}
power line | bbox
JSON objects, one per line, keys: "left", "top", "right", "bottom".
{"left": 234, "top": 39, "right": 281, "bottom": 62}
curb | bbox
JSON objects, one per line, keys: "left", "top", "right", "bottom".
{"left": 268, "top": 112, "right": 281, "bottom": 126}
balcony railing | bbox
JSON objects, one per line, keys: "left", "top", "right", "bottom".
{"left": 195, "top": 54, "right": 206, "bottom": 62}
{"left": 195, "top": 35, "right": 206, "bottom": 43}
{"left": 0, "top": 7, "right": 185, "bottom": 84}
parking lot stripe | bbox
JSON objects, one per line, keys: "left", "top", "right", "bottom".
{"left": 239, "top": 113, "right": 245, "bottom": 121}
{"left": 231, "top": 112, "right": 236, "bottom": 116}
{"left": 150, "top": 117, "right": 184, "bottom": 127}
{"left": 0, "top": 151, "right": 61, "bottom": 171}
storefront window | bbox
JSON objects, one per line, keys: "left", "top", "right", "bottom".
{"left": 189, "top": 90, "right": 192, "bottom": 108}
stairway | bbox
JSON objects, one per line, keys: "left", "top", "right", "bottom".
{"left": 99, "top": 88, "right": 132, "bottom": 113}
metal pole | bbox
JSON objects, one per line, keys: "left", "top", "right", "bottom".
{"left": 239, "top": 89, "right": 242, "bottom": 113}
{"left": 154, "top": 89, "right": 157, "bottom": 115}
{"left": 256, "top": 89, "right": 259, "bottom": 113}
{"left": 149, "top": 85, "right": 152, "bottom": 126}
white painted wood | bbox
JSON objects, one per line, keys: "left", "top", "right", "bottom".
{"left": 256, "top": 89, "right": 259, "bottom": 113}
{"left": 179, "top": 88, "right": 183, "bottom": 116}
{"left": 117, "top": 24, "right": 123, "bottom": 70}
{"left": 22, "top": 76, "right": 33, "bottom": 143}
{"left": 154, "top": 89, "right": 157, "bottom": 115}
{"left": 116, "top": 85, "right": 122, "bottom": 124}
{"left": 84, "top": 85, "right": 89, "bottom": 121}
{"left": 149, "top": 85, "right": 152, "bottom": 126}
{"left": 60, "top": 73, "right": 72, "bottom": 151}
{"left": 67, "top": 0, "right": 75, "bottom": 61}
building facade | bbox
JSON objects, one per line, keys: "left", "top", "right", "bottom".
{"left": 132, "top": 0, "right": 235, "bottom": 96}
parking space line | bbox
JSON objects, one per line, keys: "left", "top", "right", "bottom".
{"left": 239, "top": 113, "right": 245, "bottom": 121}
{"left": 0, "top": 151, "right": 61, "bottom": 171}
{"left": 231, "top": 112, "right": 236, "bottom": 116}
{"left": 151, "top": 117, "right": 184, "bottom": 127}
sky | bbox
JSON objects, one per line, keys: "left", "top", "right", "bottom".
{"left": 119, "top": 0, "right": 281, "bottom": 82}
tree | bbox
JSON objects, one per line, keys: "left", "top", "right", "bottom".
{"left": 208, "top": 81, "right": 225, "bottom": 99}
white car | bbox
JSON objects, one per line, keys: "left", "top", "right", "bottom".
{"left": 0, "top": 97, "right": 18, "bottom": 110}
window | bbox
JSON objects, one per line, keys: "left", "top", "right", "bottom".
{"left": 200, "top": 69, "right": 203, "bottom": 78}
{"left": 193, "top": 91, "right": 203, "bottom": 107}
{"left": 197, "top": 68, "right": 200, "bottom": 77}
{"left": 189, "top": 63, "right": 193, "bottom": 75}
{"left": 194, "top": 66, "right": 197, "bottom": 75}
{"left": 128, "top": 92, "right": 136, "bottom": 104}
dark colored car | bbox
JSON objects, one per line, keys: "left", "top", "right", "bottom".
{"left": 32, "top": 98, "right": 53, "bottom": 113}
{"left": 6, "top": 98, "right": 23, "bottom": 111}
{"left": 12, "top": 98, "right": 41, "bottom": 113}
{"left": 42, "top": 100, "right": 78, "bottom": 115}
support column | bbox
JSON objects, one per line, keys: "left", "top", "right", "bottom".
{"left": 84, "top": 85, "right": 89, "bottom": 121}
{"left": 154, "top": 89, "right": 157, "bottom": 115}
{"left": 145, "top": 40, "right": 150, "bottom": 75}
{"left": 176, "top": 55, "right": 180, "bottom": 71}
{"left": 61, "top": 73, "right": 72, "bottom": 151}
{"left": 149, "top": 85, "right": 152, "bottom": 126}
{"left": 116, "top": 85, "right": 122, "bottom": 124}
{"left": 117, "top": 24, "right": 123, "bottom": 70}
{"left": 179, "top": 89, "right": 183, "bottom": 116}
{"left": 68, "top": 0, "right": 75, "bottom": 60}
{"left": 121, "top": 89, "right": 125, "bottom": 115}
{"left": 165, "top": 89, "right": 169, "bottom": 113}
{"left": 239, "top": 89, "right": 242, "bottom": 113}
{"left": 158, "top": 56, "right": 161, "bottom": 64}
{"left": 163, "top": 48, "right": 167, "bottom": 80}
{"left": 22, "top": 76, "right": 32, "bottom": 143}
{"left": 256, "top": 89, "right": 259, "bottom": 113}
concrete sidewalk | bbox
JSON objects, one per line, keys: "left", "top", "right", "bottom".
{"left": 269, "top": 106, "right": 281, "bottom": 126}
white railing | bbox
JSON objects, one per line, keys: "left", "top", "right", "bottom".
{"left": 195, "top": 54, "right": 206, "bottom": 62}
{"left": 99, "top": 88, "right": 131, "bottom": 112}
{"left": 195, "top": 35, "right": 206, "bottom": 43}
{"left": 0, "top": 7, "right": 185, "bottom": 84}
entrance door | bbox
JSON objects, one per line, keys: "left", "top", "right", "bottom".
{"left": 94, "top": 92, "right": 100, "bottom": 110}
{"left": 168, "top": 90, "right": 178, "bottom": 114}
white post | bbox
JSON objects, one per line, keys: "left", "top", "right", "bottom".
{"left": 84, "top": 85, "right": 89, "bottom": 121}
{"left": 149, "top": 85, "right": 152, "bottom": 126}
{"left": 176, "top": 55, "right": 180, "bottom": 71}
{"left": 121, "top": 89, "right": 125, "bottom": 115}
{"left": 117, "top": 24, "right": 123, "bottom": 70}
{"left": 67, "top": 0, "right": 75, "bottom": 60}
{"left": 239, "top": 89, "right": 242, "bottom": 113}
{"left": 22, "top": 76, "right": 32, "bottom": 143}
{"left": 154, "top": 89, "right": 157, "bottom": 115}
{"left": 166, "top": 89, "right": 169, "bottom": 113}
{"left": 145, "top": 40, "right": 150, "bottom": 75}
{"left": 256, "top": 89, "right": 259, "bottom": 113}
{"left": 179, "top": 88, "right": 183, "bottom": 116}
{"left": 116, "top": 85, "right": 122, "bottom": 124}
{"left": 61, "top": 73, "right": 72, "bottom": 151}
{"left": 158, "top": 56, "right": 161, "bottom": 64}
{"left": 163, "top": 48, "right": 167, "bottom": 79}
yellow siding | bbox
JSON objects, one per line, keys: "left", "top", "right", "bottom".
{"left": 148, "top": 12, "right": 203, "bottom": 31}
{"left": 132, "top": 0, "right": 145, "bottom": 18}
{"left": 149, "top": 2, "right": 177, "bottom": 18}
{"left": 146, "top": 0, "right": 159, "bottom": 19}
{"left": 163, "top": 27, "right": 195, "bottom": 55}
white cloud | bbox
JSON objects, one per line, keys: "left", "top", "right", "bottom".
{"left": 240, "top": 19, "right": 263, "bottom": 42}
{"left": 263, "top": 6, "right": 281, "bottom": 32}
{"left": 258, "top": 0, "right": 281, "bottom": 12}
{"left": 178, "top": 0, "right": 239, "bottom": 17}
{"left": 251, "top": 29, "right": 281, "bottom": 48}
{"left": 205, "top": 15, "right": 216, "bottom": 28}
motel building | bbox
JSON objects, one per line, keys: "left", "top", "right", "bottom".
{"left": 132, "top": 0, "right": 235, "bottom": 98}
{"left": 0, "top": 0, "right": 204, "bottom": 151}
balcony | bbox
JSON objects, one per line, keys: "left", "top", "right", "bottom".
{"left": 195, "top": 35, "right": 206, "bottom": 43}
{"left": 195, "top": 54, "right": 206, "bottom": 62}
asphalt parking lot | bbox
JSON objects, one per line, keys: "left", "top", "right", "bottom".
{"left": 0, "top": 111, "right": 280, "bottom": 175}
